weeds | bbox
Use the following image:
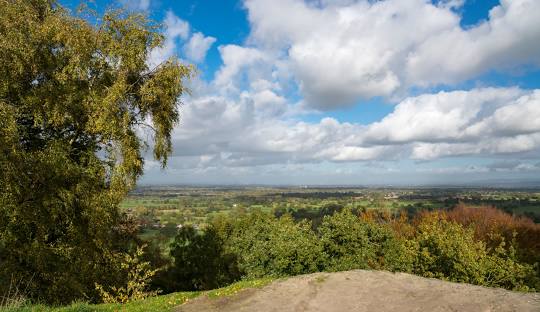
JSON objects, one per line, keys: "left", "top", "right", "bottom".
{"left": 0, "top": 274, "right": 33, "bottom": 309}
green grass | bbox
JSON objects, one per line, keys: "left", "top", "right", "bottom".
{"left": 313, "top": 274, "right": 329, "bottom": 284}
{"left": 3, "top": 292, "right": 199, "bottom": 312}
{"left": 206, "top": 278, "right": 274, "bottom": 298}
{"left": 5, "top": 279, "right": 275, "bottom": 312}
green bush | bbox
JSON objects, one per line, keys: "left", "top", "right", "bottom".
{"left": 481, "top": 238, "right": 539, "bottom": 291}
{"left": 318, "top": 209, "right": 413, "bottom": 272}
{"left": 411, "top": 217, "right": 486, "bottom": 284}
{"left": 224, "top": 209, "right": 539, "bottom": 291}
{"left": 411, "top": 215, "right": 537, "bottom": 290}
{"left": 154, "top": 207, "right": 540, "bottom": 295}
{"left": 222, "top": 212, "right": 323, "bottom": 278}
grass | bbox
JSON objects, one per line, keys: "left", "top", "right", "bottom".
{"left": 4, "top": 278, "right": 275, "bottom": 312}
{"left": 314, "top": 274, "right": 329, "bottom": 284}
{"left": 206, "top": 278, "right": 274, "bottom": 299}
{"left": 2, "top": 292, "right": 199, "bottom": 312}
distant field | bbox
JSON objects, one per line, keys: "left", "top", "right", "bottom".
{"left": 119, "top": 187, "right": 540, "bottom": 255}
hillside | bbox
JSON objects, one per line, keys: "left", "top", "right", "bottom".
{"left": 176, "top": 270, "right": 540, "bottom": 312}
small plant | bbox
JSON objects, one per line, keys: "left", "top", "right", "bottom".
{"left": 95, "top": 245, "right": 161, "bottom": 304}
{"left": 0, "top": 274, "right": 33, "bottom": 309}
{"left": 314, "top": 274, "right": 329, "bottom": 284}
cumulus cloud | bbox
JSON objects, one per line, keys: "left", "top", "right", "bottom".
{"left": 363, "top": 88, "right": 540, "bottom": 160}
{"left": 147, "top": 11, "right": 219, "bottom": 70}
{"left": 363, "top": 88, "right": 526, "bottom": 144}
{"left": 407, "top": 0, "right": 540, "bottom": 86}
{"left": 166, "top": 86, "right": 540, "bottom": 172}
{"left": 464, "top": 91, "right": 540, "bottom": 137}
{"left": 242, "top": 0, "right": 540, "bottom": 109}
{"left": 213, "top": 45, "right": 270, "bottom": 93}
{"left": 245, "top": 89, "right": 288, "bottom": 117}
{"left": 183, "top": 32, "right": 217, "bottom": 63}
{"left": 148, "top": 11, "right": 190, "bottom": 68}
{"left": 487, "top": 160, "right": 540, "bottom": 172}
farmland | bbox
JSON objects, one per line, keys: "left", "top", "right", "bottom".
{"left": 121, "top": 186, "right": 540, "bottom": 251}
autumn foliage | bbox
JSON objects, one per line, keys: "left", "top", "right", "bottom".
{"left": 445, "top": 204, "right": 540, "bottom": 263}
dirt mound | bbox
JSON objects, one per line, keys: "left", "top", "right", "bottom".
{"left": 176, "top": 270, "right": 540, "bottom": 312}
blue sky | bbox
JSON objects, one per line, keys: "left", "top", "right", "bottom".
{"left": 62, "top": 0, "right": 540, "bottom": 186}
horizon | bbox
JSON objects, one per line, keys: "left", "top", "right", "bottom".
{"left": 134, "top": 181, "right": 540, "bottom": 189}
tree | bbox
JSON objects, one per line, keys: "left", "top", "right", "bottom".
{"left": 0, "top": 0, "right": 191, "bottom": 304}
{"left": 166, "top": 225, "right": 240, "bottom": 291}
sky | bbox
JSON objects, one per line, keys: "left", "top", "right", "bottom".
{"left": 61, "top": 0, "right": 540, "bottom": 186}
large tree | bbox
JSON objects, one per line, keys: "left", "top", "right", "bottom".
{"left": 0, "top": 0, "right": 191, "bottom": 304}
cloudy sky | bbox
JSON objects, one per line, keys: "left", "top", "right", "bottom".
{"left": 64, "top": 0, "right": 540, "bottom": 186}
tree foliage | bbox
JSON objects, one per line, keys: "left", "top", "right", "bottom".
{"left": 165, "top": 225, "right": 240, "bottom": 292}
{"left": 446, "top": 204, "right": 540, "bottom": 264}
{"left": 0, "top": 0, "right": 191, "bottom": 304}
{"left": 410, "top": 212, "right": 537, "bottom": 291}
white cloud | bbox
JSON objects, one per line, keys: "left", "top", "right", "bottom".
{"left": 242, "top": 0, "right": 540, "bottom": 109}
{"left": 487, "top": 161, "right": 540, "bottom": 172}
{"left": 119, "top": 0, "right": 150, "bottom": 11}
{"left": 166, "top": 87, "right": 540, "bottom": 171}
{"left": 410, "top": 133, "right": 540, "bottom": 161}
{"left": 363, "top": 88, "right": 525, "bottom": 144}
{"left": 164, "top": 11, "right": 190, "bottom": 40}
{"left": 362, "top": 88, "right": 540, "bottom": 160}
{"left": 146, "top": 11, "right": 218, "bottom": 69}
{"left": 464, "top": 90, "right": 540, "bottom": 137}
{"left": 406, "top": 0, "right": 540, "bottom": 86}
{"left": 244, "top": 89, "right": 288, "bottom": 117}
{"left": 183, "top": 32, "right": 216, "bottom": 63}
{"left": 213, "top": 45, "right": 269, "bottom": 93}
{"left": 147, "top": 11, "right": 191, "bottom": 68}
{"left": 436, "top": 0, "right": 465, "bottom": 10}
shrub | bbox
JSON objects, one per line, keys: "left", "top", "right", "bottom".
{"left": 95, "top": 245, "right": 160, "bottom": 304}
{"left": 482, "top": 238, "right": 538, "bottom": 291}
{"left": 360, "top": 209, "right": 415, "bottom": 239}
{"left": 411, "top": 213, "right": 487, "bottom": 284}
{"left": 0, "top": 274, "right": 31, "bottom": 309}
{"left": 319, "top": 209, "right": 413, "bottom": 272}
{"left": 223, "top": 212, "right": 323, "bottom": 278}
{"left": 161, "top": 209, "right": 539, "bottom": 294}
{"left": 411, "top": 213, "right": 537, "bottom": 290}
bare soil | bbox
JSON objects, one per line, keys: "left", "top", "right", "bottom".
{"left": 175, "top": 270, "right": 540, "bottom": 312}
